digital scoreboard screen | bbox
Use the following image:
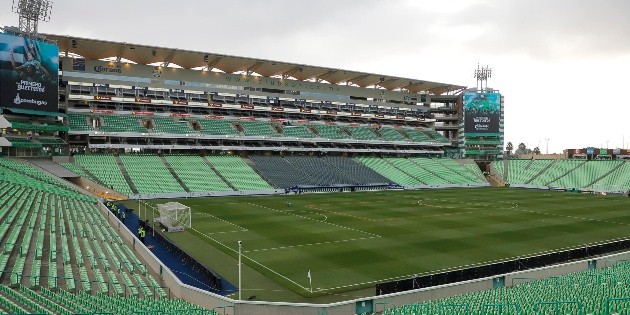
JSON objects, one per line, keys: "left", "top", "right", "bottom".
{"left": 463, "top": 92, "right": 501, "bottom": 134}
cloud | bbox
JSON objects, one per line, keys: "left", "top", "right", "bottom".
{"left": 448, "top": 0, "right": 630, "bottom": 59}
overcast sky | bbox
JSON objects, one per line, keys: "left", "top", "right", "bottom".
{"left": 2, "top": 0, "right": 629, "bottom": 153}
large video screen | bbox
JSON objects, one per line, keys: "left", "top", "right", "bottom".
{"left": 463, "top": 92, "right": 501, "bottom": 134}
{"left": 0, "top": 33, "right": 59, "bottom": 112}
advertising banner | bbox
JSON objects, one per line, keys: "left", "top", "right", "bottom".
{"left": 463, "top": 92, "right": 501, "bottom": 133}
{"left": 0, "top": 33, "right": 59, "bottom": 112}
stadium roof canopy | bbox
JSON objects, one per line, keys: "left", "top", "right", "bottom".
{"left": 45, "top": 34, "right": 466, "bottom": 95}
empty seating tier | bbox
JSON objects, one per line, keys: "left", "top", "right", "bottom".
{"left": 529, "top": 159, "right": 585, "bottom": 186}
{"left": 284, "top": 156, "right": 355, "bottom": 185}
{"left": 355, "top": 157, "right": 421, "bottom": 186}
{"left": 379, "top": 128, "right": 407, "bottom": 141}
{"left": 346, "top": 126, "right": 381, "bottom": 140}
{"left": 385, "top": 260, "right": 630, "bottom": 315}
{"left": 422, "top": 129, "right": 450, "bottom": 143}
{"left": 67, "top": 113, "right": 94, "bottom": 131}
{"left": 0, "top": 157, "right": 209, "bottom": 314}
{"left": 309, "top": 124, "right": 351, "bottom": 139}
{"left": 591, "top": 162, "right": 630, "bottom": 192}
{"left": 249, "top": 156, "right": 318, "bottom": 188}
{"left": 74, "top": 155, "right": 133, "bottom": 195}
{"left": 321, "top": 156, "right": 391, "bottom": 184}
{"left": 197, "top": 119, "right": 239, "bottom": 136}
{"left": 100, "top": 115, "right": 148, "bottom": 133}
{"left": 164, "top": 155, "right": 232, "bottom": 192}
{"left": 493, "top": 159, "right": 630, "bottom": 192}
{"left": 403, "top": 129, "right": 432, "bottom": 142}
{"left": 120, "top": 155, "right": 186, "bottom": 194}
{"left": 239, "top": 121, "right": 280, "bottom": 137}
{"left": 206, "top": 156, "right": 273, "bottom": 191}
{"left": 151, "top": 117, "right": 194, "bottom": 134}
{"left": 282, "top": 125, "right": 315, "bottom": 138}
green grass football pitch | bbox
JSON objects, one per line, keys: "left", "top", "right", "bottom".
{"left": 139, "top": 188, "right": 630, "bottom": 302}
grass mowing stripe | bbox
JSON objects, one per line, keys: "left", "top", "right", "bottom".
{"left": 146, "top": 188, "right": 630, "bottom": 301}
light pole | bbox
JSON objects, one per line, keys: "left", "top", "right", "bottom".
{"left": 545, "top": 139, "right": 550, "bottom": 154}
{"left": 238, "top": 241, "right": 242, "bottom": 300}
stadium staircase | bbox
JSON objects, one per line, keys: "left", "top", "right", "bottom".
{"left": 539, "top": 160, "right": 587, "bottom": 186}
{"left": 460, "top": 160, "right": 488, "bottom": 182}
{"left": 503, "top": 158, "right": 508, "bottom": 180}
{"left": 113, "top": 155, "right": 139, "bottom": 194}
{"left": 249, "top": 155, "right": 318, "bottom": 188}
{"left": 548, "top": 160, "right": 622, "bottom": 189}
{"left": 120, "top": 155, "right": 186, "bottom": 194}
{"left": 62, "top": 162, "right": 101, "bottom": 184}
{"left": 321, "top": 156, "right": 391, "bottom": 184}
{"left": 200, "top": 156, "right": 237, "bottom": 191}
{"left": 585, "top": 161, "right": 625, "bottom": 187}
{"left": 375, "top": 128, "right": 408, "bottom": 141}
{"left": 21, "top": 159, "right": 98, "bottom": 199}
{"left": 590, "top": 162, "right": 630, "bottom": 192}
{"left": 158, "top": 156, "right": 190, "bottom": 192}
{"left": 206, "top": 156, "right": 273, "bottom": 190}
{"left": 524, "top": 159, "right": 558, "bottom": 185}
{"left": 385, "top": 158, "right": 430, "bottom": 184}
{"left": 27, "top": 158, "right": 77, "bottom": 178}
{"left": 284, "top": 156, "right": 355, "bottom": 185}
{"left": 407, "top": 159, "right": 453, "bottom": 184}
{"left": 355, "top": 157, "right": 420, "bottom": 186}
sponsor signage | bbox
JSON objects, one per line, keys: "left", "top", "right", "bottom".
{"left": 463, "top": 92, "right": 501, "bottom": 133}
{"left": 300, "top": 108, "right": 311, "bottom": 113}
{"left": 172, "top": 100, "right": 188, "bottom": 105}
{"left": 272, "top": 107, "right": 284, "bottom": 112}
{"left": 132, "top": 111, "right": 154, "bottom": 116}
{"left": 94, "top": 95, "right": 112, "bottom": 101}
{"left": 134, "top": 97, "right": 152, "bottom": 103}
{"left": 90, "top": 109, "right": 113, "bottom": 114}
{"left": 0, "top": 33, "right": 59, "bottom": 112}
{"left": 241, "top": 104, "right": 255, "bottom": 110}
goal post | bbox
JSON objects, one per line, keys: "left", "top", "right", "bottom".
{"left": 155, "top": 202, "right": 191, "bottom": 232}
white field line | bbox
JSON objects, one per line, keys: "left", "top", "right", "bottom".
{"left": 284, "top": 208, "right": 329, "bottom": 222}
{"left": 244, "top": 202, "right": 381, "bottom": 238}
{"left": 244, "top": 236, "right": 380, "bottom": 253}
{"left": 205, "top": 230, "right": 248, "bottom": 235}
{"left": 191, "top": 227, "right": 310, "bottom": 292}
{"left": 310, "top": 200, "right": 630, "bottom": 293}
{"left": 195, "top": 212, "right": 249, "bottom": 230}
{"left": 304, "top": 204, "right": 377, "bottom": 222}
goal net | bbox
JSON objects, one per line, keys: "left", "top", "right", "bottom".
{"left": 155, "top": 202, "right": 191, "bottom": 232}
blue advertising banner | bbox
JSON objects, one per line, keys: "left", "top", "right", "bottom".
{"left": 0, "top": 33, "right": 59, "bottom": 112}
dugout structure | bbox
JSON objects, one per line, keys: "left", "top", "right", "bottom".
{"left": 155, "top": 202, "right": 191, "bottom": 232}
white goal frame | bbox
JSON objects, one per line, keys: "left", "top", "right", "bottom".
{"left": 155, "top": 202, "right": 191, "bottom": 232}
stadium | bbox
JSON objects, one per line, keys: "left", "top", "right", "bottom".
{"left": 1, "top": 1, "right": 630, "bottom": 314}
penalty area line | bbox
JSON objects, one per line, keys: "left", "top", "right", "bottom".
{"left": 244, "top": 236, "right": 380, "bottom": 253}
